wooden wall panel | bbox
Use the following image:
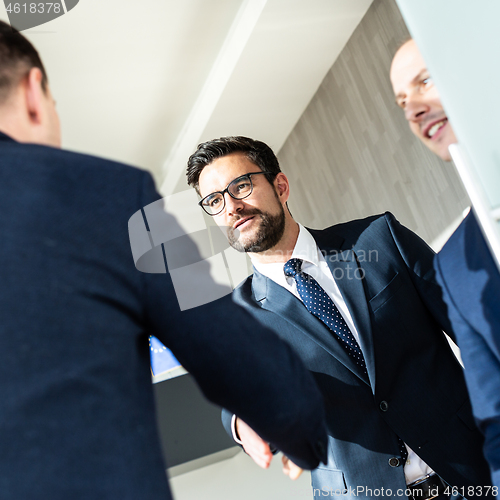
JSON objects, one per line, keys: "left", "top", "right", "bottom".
{"left": 278, "top": 0, "right": 468, "bottom": 244}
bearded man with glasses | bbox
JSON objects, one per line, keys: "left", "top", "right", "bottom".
{"left": 186, "top": 136, "right": 493, "bottom": 499}
{"left": 199, "top": 170, "right": 285, "bottom": 252}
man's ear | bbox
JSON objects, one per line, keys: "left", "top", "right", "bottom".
{"left": 24, "top": 67, "right": 45, "bottom": 125}
{"left": 274, "top": 172, "right": 290, "bottom": 203}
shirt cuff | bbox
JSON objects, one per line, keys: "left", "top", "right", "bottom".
{"left": 231, "top": 414, "right": 244, "bottom": 445}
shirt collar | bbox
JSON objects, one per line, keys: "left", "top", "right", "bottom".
{"left": 291, "top": 224, "right": 320, "bottom": 266}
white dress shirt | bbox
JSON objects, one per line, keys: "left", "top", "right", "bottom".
{"left": 252, "top": 223, "right": 361, "bottom": 344}
{"left": 249, "top": 224, "right": 434, "bottom": 484}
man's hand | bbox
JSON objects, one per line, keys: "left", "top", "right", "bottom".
{"left": 235, "top": 418, "right": 305, "bottom": 480}
{"left": 235, "top": 417, "right": 273, "bottom": 468}
{"left": 282, "top": 455, "right": 304, "bottom": 480}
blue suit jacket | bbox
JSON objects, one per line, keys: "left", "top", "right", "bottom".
{"left": 224, "top": 213, "right": 492, "bottom": 498}
{"left": 435, "top": 212, "right": 500, "bottom": 489}
{"left": 0, "top": 132, "right": 327, "bottom": 499}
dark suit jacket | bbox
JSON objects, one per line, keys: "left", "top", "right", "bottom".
{"left": 435, "top": 211, "right": 500, "bottom": 489}
{"left": 0, "top": 132, "right": 327, "bottom": 500}
{"left": 223, "top": 212, "right": 492, "bottom": 497}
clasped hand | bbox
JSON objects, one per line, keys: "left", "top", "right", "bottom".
{"left": 235, "top": 417, "right": 304, "bottom": 480}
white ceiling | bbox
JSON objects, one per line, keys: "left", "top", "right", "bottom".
{"left": 1, "top": 0, "right": 372, "bottom": 194}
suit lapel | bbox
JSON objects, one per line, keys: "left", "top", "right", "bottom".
{"left": 252, "top": 266, "right": 370, "bottom": 386}
{"left": 310, "top": 228, "right": 376, "bottom": 390}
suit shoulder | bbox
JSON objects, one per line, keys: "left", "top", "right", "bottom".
{"left": 312, "top": 212, "right": 391, "bottom": 239}
{"left": 233, "top": 275, "right": 254, "bottom": 301}
{"left": 3, "top": 140, "right": 150, "bottom": 180}
{"left": 438, "top": 212, "right": 480, "bottom": 261}
{"left": 1, "top": 141, "right": 160, "bottom": 212}
{"left": 439, "top": 212, "right": 497, "bottom": 280}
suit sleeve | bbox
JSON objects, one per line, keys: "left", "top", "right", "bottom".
{"left": 383, "top": 212, "right": 456, "bottom": 341}
{"left": 137, "top": 173, "right": 327, "bottom": 470}
{"left": 435, "top": 265, "right": 500, "bottom": 488}
{"left": 434, "top": 215, "right": 500, "bottom": 489}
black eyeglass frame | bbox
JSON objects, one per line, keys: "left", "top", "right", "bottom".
{"left": 198, "top": 171, "right": 269, "bottom": 216}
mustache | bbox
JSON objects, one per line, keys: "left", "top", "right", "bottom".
{"left": 228, "top": 208, "right": 263, "bottom": 227}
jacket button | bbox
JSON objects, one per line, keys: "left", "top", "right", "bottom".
{"left": 388, "top": 457, "right": 401, "bottom": 467}
{"left": 380, "top": 401, "right": 389, "bottom": 411}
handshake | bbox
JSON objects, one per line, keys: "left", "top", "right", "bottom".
{"left": 235, "top": 417, "right": 305, "bottom": 481}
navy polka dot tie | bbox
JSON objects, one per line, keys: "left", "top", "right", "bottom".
{"left": 284, "top": 257, "right": 407, "bottom": 466}
{"left": 283, "top": 258, "right": 367, "bottom": 376}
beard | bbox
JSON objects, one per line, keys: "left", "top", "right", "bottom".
{"left": 227, "top": 204, "right": 286, "bottom": 253}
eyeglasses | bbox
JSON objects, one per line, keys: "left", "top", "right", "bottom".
{"left": 199, "top": 172, "right": 267, "bottom": 216}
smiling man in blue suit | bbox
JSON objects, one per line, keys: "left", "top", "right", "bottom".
{"left": 391, "top": 38, "right": 500, "bottom": 491}
{"left": 0, "top": 20, "right": 329, "bottom": 500}
{"left": 187, "top": 136, "right": 494, "bottom": 499}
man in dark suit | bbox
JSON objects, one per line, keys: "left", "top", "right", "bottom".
{"left": 0, "top": 21, "right": 329, "bottom": 500}
{"left": 186, "top": 135, "right": 494, "bottom": 499}
{"left": 390, "top": 39, "right": 500, "bottom": 490}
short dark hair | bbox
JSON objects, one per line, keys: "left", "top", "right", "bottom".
{"left": 0, "top": 20, "right": 48, "bottom": 105}
{"left": 186, "top": 136, "right": 282, "bottom": 193}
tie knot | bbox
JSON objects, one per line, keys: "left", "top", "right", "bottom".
{"left": 284, "top": 258, "right": 303, "bottom": 278}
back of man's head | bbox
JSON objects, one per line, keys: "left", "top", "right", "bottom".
{"left": 0, "top": 20, "right": 60, "bottom": 147}
{"left": 0, "top": 20, "right": 48, "bottom": 106}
